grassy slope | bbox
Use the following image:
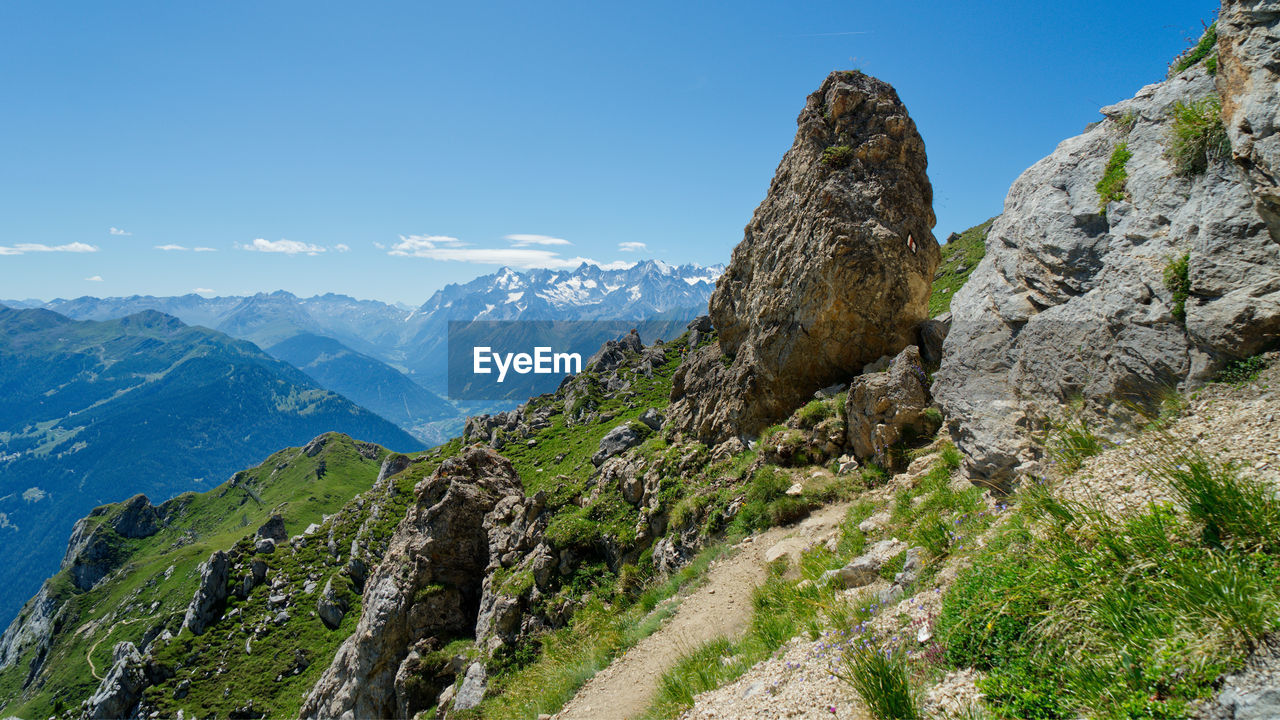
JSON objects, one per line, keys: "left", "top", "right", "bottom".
{"left": 929, "top": 218, "right": 994, "bottom": 317}
{"left": 0, "top": 433, "right": 403, "bottom": 719}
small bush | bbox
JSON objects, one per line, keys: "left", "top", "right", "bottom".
{"left": 837, "top": 644, "right": 924, "bottom": 720}
{"left": 1096, "top": 142, "right": 1132, "bottom": 211}
{"left": 821, "top": 145, "right": 855, "bottom": 169}
{"left": 1216, "top": 355, "right": 1268, "bottom": 385}
{"left": 1167, "top": 96, "right": 1230, "bottom": 176}
{"left": 1164, "top": 252, "right": 1191, "bottom": 322}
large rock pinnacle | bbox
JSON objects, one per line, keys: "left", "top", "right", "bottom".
{"left": 667, "top": 70, "right": 939, "bottom": 444}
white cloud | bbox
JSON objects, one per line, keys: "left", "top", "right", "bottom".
{"left": 506, "top": 234, "right": 571, "bottom": 247}
{"left": 193, "top": 287, "right": 215, "bottom": 294}
{"left": 0, "top": 242, "right": 98, "bottom": 255}
{"left": 596, "top": 260, "right": 638, "bottom": 270}
{"left": 373, "top": 241, "right": 386, "bottom": 250}
{"left": 155, "top": 244, "right": 187, "bottom": 251}
{"left": 618, "top": 241, "right": 647, "bottom": 252}
{"left": 85, "top": 275, "right": 103, "bottom": 282}
{"left": 389, "top": 234, "right": 595, "bottom": 270}
{"left": 334, "top": 243, "right": 350, "bottom": 252}
{"left": 109, "top": 227, "right": 131, "bottom": 236}
{"left": 193, "top": 247, "right": 217, "bottom": 252}
{"left": 242, "top": 238, "right": 326, "bottom": 255}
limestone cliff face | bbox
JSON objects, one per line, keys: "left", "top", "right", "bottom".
{"left": 667, "top": 70, "right": 939, "bottom": 444}
{"left": 935, "top": 39, "right": 1280, "bottom": 485}
{"left": 300, "top": 447, "right": 522, "bottom": 720}
{"left": 1217, "top": 0, "right": 1280, "bottom": 238}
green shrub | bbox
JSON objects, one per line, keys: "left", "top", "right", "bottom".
{"left": 837, "top": 644, "right": 923, "bottom": 720}
{"left": 1096, "top": 142, "right": 1132, "bottom": 211}
{"left": 1216, "top": 355, "right": 1268, "bottom": 385}
{"left": 1167, "top": 96, "right": 1229, "bottom": 175}
{"left": 796, "top": 398, "right": 836, "bottom": 428}
{"left": 1170, "top": 22, "right": 1218, "bottom": 76}
{"left": 821, "top": 145, "right": 855, "bottom": 169}
{"left": 1164, "top": 252, "right": 1191, "bottom": 322}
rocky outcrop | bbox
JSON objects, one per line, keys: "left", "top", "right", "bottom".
{"left": 182, "top": 551, "right": 230, "bottom": 636}
{"left": 667, "top": 70, "right": 940, "bottom": 443}
{"left": 255, "top": 514, "right": 287, "bottom": 543}
{"left": 82, "top": 642, "right": 146, "bottom": 720}
{"left": 300, "top": 446, "right": 522, "bottom": 720}
{"left": 474, "top": 489, "right": 554, "bottom": 654}
{"left": 63, "top": 494, "right": 164, "bottom": 592}
{"left": 845, "top": 345, "right": 933, "bottom": 465}
{"left": 1217, "top": 0, "right": 1280, "bottom": 238}
{"left": 934, "top": 60, "right": 1280, "bottom": 487}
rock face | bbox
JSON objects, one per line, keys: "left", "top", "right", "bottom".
{"left": 1217, "top": 0, "right": 1280, "bottom": 238}
{"left": 844, "top": 345, "right": 932, "bottom": 464}
{"left": 667, "top": 70, "right": 939, "bottom": 443}
{"left": 83, "top": 642, "right": 146, "bottom": 720}
{"left": 182, "top": 551, "right": 230, "bottom": 636}
{"left": 934, "top": 60, "right": 1280, "bottom": 487}
{"left": 300, "top": 446, "right": 522, "bottom": 720}
{"left": 63, "top": 494, "right": 164, "bottom": 592}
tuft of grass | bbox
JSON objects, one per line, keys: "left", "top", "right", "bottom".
{"left": 1149, "top": 449, "right": 1280, "bottom": 553}
{"left": 1096, "top": 142, "right": 1132, "bottom": 211}
{"left": 1169, "top": 22, "right": 1218, "bottom": 77}
{"left": 1167, "top": 95, "right": 1230, "bottom": 176}
{"left": 837, "top": 644, "right": 924, "bottom": 720}
{"left": 821, "top": 145, "right": 855, "bottom": 169}
{"left": 1045, "top": 415, "right": 1103, "bottom": 474}
{"left": 1164, "top": 252, "right": 1191, "bottom": 322}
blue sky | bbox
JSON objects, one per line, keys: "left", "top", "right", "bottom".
{"left": 0, "top": 0, "right": 1217, "bottom": 304}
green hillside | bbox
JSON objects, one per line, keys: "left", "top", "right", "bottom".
{"left": 0, "top": 307, "right": 425, "bottom": 627}
{"left": 929, "top": 217, "right": 994, "bottom": 317}
{"left": 0, "top": 433, "right": 421, "bottom": 719}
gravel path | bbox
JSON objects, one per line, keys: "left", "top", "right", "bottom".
{"left": 554, "top": 500, "right": 853, "bottom": 720}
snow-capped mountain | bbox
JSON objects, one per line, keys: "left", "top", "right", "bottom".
{"left": 14, "top": 258, "right": 722, "bottom": 407}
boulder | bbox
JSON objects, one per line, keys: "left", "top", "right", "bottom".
{"left": 667, "top": 70, "right": 940, "bottom": 444}
{"left": 934, "top": 61, "right": 1280, "bottom": 487}
{"left": 316, "top": 576, "right": 349, "bottom": 631}
{"left": 182, "top": 551, "right": 230, "bottom": 635}
{"left": 822, "top": 539, "right": 903, "bottom": 588}
{"left": 83, "top": 642, "right": 147, "bottom": 720}
{"left": 845, "top": 345, "right": 932, "bottom": 464}
{"left": 917, "top": 312, "right": 951, "bottom": 368}
{"left": 254, "top": 537, "right": 276, "bottom": 555}
{"left": 300, "top": 447, "right": 521, "bottom": 720}
{"left": 454, "top": 661, "right": 488, "bottom": 711}
{"left": 591, "top": 422, "right": 646, "bottom": 466}
{"left": 639, "top": 408, "right": 665, "bottom": 431}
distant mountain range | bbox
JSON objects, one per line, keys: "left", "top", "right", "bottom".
{"left": 6, "top": 261, "right": 723, "bottom": 438}
{"left": 0, "top": 306, "right": 425, "bottom": 626}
